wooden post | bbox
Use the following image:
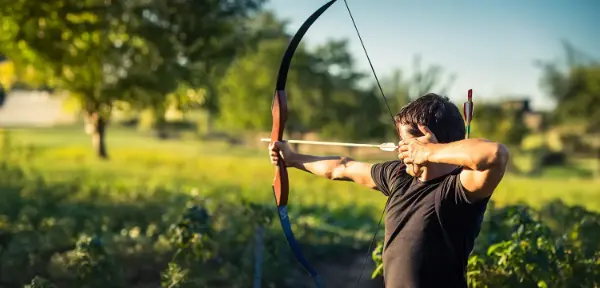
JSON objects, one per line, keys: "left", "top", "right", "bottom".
{"left": 253, "top": 226, "right": 264, "bottom": 288}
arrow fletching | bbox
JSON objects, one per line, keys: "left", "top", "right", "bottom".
{"left": 463, "top": 89, "right": 473, "bottom": 123}
{"left": 379, "top": 142, "right": 398, "bottom": 152}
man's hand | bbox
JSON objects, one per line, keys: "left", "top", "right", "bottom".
{"left": 397, "top": 125, "right": 438, "bottom": 166}
{"left": 269, "top": 141, "right": 296, "bottom": 166}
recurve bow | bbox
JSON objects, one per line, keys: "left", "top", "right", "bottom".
{"left": 270, "top": 1, "right": 338, "bottom": 287}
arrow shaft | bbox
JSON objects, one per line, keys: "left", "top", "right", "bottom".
{"left": 260, "top": 138, "right": 382, "bottom": 149}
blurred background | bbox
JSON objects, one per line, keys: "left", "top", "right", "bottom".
{"left": 0, "top": 0, "right": 599, "bottom": 287}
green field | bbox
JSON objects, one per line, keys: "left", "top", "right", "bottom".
{"left": 2, "top": 126, "right": 600, "bottom": 287}
{"left": 7, "top": 126, "right": 600, "bottom": 212}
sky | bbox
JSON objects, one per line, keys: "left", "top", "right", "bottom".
{"left": 265, "top": 0, "right": 600, "bottom": 111}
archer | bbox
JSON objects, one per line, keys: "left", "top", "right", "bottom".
{"left": 268, "top": 93, "right": 509, "bottom": 288}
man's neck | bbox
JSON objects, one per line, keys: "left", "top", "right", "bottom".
{"left": 418, "top": 163, "right": 458, "bottom": 182}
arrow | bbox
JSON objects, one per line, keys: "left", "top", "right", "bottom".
{"left": 464, "top": 89, "right": 474, "bottom": 139}
{"left": 260, "top": 138, "right": 398, "bottom": 152}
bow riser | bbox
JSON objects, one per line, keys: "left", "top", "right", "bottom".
{"left": 271, "top": 90, "right": 289, "bottom": 206}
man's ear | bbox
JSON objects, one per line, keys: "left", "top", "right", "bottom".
{"left": 417, "top": 124, "right": 439, "bottom": 143}
{"left": 408, "top": 125, "right": 424, "bottom": 137}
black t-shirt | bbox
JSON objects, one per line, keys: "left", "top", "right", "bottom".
{"left": 371, "top": 160, "right": 489, "bottom": 288}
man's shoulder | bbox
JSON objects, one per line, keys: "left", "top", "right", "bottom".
{"left": 371, "top": 160, "right": 412, "bottom": 196}
{"left": 371, "top": 160, "right": 407, "bottom": 181}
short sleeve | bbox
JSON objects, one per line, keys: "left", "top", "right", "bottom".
{"left": 440, "top": 170, "right": 490, "bottom": 206}
{"left": 370, "top": 160, "right": 410, "bottom": 196}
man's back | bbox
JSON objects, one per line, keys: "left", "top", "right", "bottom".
{"left": 371, "top": 160, "right": 489, "bottom": 288}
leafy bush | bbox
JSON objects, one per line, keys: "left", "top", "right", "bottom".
{"left": 2, "top": 130, "right": 599, "bottom": 287}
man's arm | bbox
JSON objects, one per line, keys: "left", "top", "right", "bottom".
{"left": 427, "top": 139, "right": 509, "bottom": 202}
{"left": 287, "top": 154, "right": 378, "bottom": 190}
{"left": 269, "top": 141, "right": 378, "bottom": 190}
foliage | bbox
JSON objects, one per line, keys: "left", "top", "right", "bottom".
{"left": 216, "top": 21, "right": 460, "bottom": 143}
{"left": 470, "top": 102, "right": 529, "bottom": 146}
{"left": 216, "top": 35, "right": 288, "bottom": 132}
{"left": 536, "top": 42, "right": 600, "bottom": 176}
{"left": 468, "top": 203, "right": 600, "bottom": 287}
{"left": 537, "top": 42, "right": 600, "bottom": 130}
{"left": 2, "top": 127, "right": 600, "bottom": 287}
{"left": 0, "top": 135, "right": 346, "bottom": 287}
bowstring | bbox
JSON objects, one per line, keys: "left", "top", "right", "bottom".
{"left": 342, "top": 1, "right": 400, "bottom": 286}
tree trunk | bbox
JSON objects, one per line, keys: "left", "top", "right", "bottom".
{"left": 153, "top": 107, "right": 168, "bottom": 140}
{"left": 0, "top": 85, "right": 5, "bottom": 108}
{"left": 205, "top": 111, "right": 214, "bottom": 135}
{"left": 596, "top": 147, "right": 600, "bottom": 179}
{"left": 85, "top": 111, "right": 108, "bottom": 159}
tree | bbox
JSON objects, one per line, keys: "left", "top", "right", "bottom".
{"left": 297, "top": 39, "right": 386, "bottom": 142}
{"left": 0, "top": 0, "right": 266, "bottom": 157}
{"left": 536, "top": 42, "right": 600, "bottom": 176}
{"left": 408, "top": 55, "right": 456, "bottom": 99}
{"left": 218, "top": 23, "right": 456, "bottom": 144}
{"left": 382, "top": 68, "right": 409, "bottom": 113}
{"left": 469, "top": 102, "right": 529, "bottom": 146}
{"left": 216, "top": 25, "right": 387, "bottom": 144}
{"left": 183, "top": 0, "right": 267, "bottom": 133}
{"left": 376, "top": 55, "right": 456, "bottom": 140}
{"left": 216, "top": 34, "right": 288, "bottom": 133}
{"left": 0, "top": 0, "right": 147, "bottom": 158}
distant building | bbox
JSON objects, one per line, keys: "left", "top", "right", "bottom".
{"left": 501, "top": 99, "right": 531, "bottom": 112}
{"left": 0, "top": 89, "right": 78, "bottom": 127}
{"left": 500, "top": 98, "right": 545, "bottom": 132}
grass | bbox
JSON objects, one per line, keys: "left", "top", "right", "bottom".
{"left": 5, "top": 125, "right": 600, "bottom": 214}
{"left": 3, "top": 126, "right": 600, "bottom": 287}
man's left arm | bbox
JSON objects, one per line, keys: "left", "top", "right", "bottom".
{"left": 427, "top": 139, "right": 510, "bottom": 202}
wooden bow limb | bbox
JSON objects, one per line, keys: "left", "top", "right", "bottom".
{"left": 260, "top": 138, "right": 398, "bottom": 152}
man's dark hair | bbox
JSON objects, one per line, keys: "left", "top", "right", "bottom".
{"left": 394, "top": 93, "right": 465, "bottom": 143}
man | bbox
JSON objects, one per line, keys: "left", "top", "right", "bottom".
{"left": 268, "top": 93, "right": 509, "bottom": 287}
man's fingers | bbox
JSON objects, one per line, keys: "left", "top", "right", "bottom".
{"left": 270, "top": 141, "right": 285, "bottom": 151}
{"left": 269, "top": 142, "right": 283, "bottom": 166}
{"left": 397, "top": 151, "right": 411, "bottom": 162}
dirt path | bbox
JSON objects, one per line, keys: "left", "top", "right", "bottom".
{"left": 316, "top": 251, "right": 384, "bottom": 288}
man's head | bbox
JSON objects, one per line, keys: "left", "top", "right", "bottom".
{"left": 395, "top": 93, "right": 465, "bottom": 175}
